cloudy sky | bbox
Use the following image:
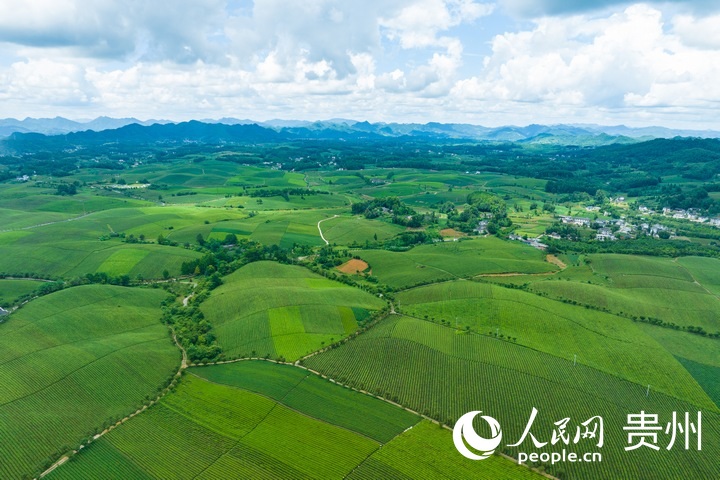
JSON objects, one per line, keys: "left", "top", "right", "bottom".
{"left": 1, "top": 0, "right": 720, "bottom": 128}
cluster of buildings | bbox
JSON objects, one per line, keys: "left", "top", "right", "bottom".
{"left": 557, "top": 215, "right": 672, "bottom": 242}
{"left": 508, "top": 233, "right": 548, "bottom": 250}
{"left": 660, "top": 207, "right": 720, "bottom": 227}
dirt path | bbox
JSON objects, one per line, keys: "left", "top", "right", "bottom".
{"left": 317, "top": 215, "right": 338, "bottom": 245}
{"left": 0, "top": 212, "right": 94, "bottom": 233}
{"left": 39, "top": 324, "right": 191, "bottom": 478}
{"left": 546, "top": 254, "right": 567, "bottom": 270}
{"left": 39, "top": 358, "right": 186, "bottom": 478}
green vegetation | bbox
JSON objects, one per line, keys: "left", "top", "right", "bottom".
{"left": 304, "top": 315, "right": 720, "bottom": 480}
{"left": 48, "top": 361, "right": 538, "bottom": 479}
{"left": 192, "top": 361, "right": 419, "bottom": 442}
{"left": 348, "top": 421, "right": 540, "bottom": 480}
{"left": 396, "top": 280, "right": 713, "bottom": 406}
{"left": 0, "top": 278, "right": 44, "bottom": 307}
{"left": 201, "top": 261, "right": 385, "bottom": 361}
{"left": 359, "top": 237, "right": 555, "bottom": 289}
{"left": 3, "top": 129, "right": 720, "bottom": 479}
{"left": 0, "top": 285, "right": 178, "bottom": 479}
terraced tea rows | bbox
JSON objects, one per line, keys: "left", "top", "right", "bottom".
{"left": 0, "top": 285, "right": 178, "bottom": 479}
{"left": 304, "top": 315, "right": 720, "bottom": 480}
{"left": 201, "top": 261, "right": 385, "bottom": 360}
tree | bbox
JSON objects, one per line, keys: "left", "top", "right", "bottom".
{"left": 196, "top": 233, "right": 206, "bottom": 246}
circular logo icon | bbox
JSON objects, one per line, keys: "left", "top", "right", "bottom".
{"left": 453, "top": 411, "right": 503, "bottom": 460}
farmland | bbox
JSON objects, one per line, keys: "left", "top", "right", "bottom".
{"left": 512, "top": 254, "right": 720, "bottom": 333}
{"left": 48, "top": 361, "right": 539, "bottom": 480}
{"left": 0, "top": 278, "right": 44, "bottom": 306}
{"left": 201, "top": 261, "right": 386, "bottom": 360}
{"left": 1, "top": 130, "right": 719, "bottom": 479}
{"left": 358, "top": 237, "right": 557, "bottom": 289}
{"left": 0, "top": 285, "right": 178, "bottom": 479}
{"left": 304, "top": 315, "right": 720, "bottom": 480}
{"left": 396, "top": 280, "right": 713, "bottom": 406}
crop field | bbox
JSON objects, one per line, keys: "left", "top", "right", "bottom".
{"left": 201, "top": 261, "right": 385, "bottom": 360}
{"left": 0, "top": 239, "right": 201, "bottom": 279}
{"left": 676, "top": 256, "right": 720, "bottom": 296}
{"left": 46, "top": 366, "right": 385, "bottom": 479}
{"left": 357, "top": 237, "right": 556, "bottom": 289}
{"left": 0, "top": 278, "right": 44, "bottom": 306}
{"left": 522, "top": 254, "right": 720, "bottom": 332}
{"left": 396, "top": 280, "right": 712, "bottom": 405}
{"left": 49, "top": 362, "right": 538, "bottom": 479}
{"left": 217, "top": 192, "right": 350, "bottom": 210}
{"left": 305, "top": 315, "right": 720, "bottom": 480}
{"left": 0, "top": 285, "right": 178, "bottom": 479}
{"left": 320, "top": 214, "right": 406, "bottom": 244}
{"left": 167, "top": 209, "right": 339, "bottom": 248}
{"left": 348, "top": 421, "right": 540, "bottom": 480}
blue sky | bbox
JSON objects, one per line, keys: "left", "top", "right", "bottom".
{"left": 1, "top": 1, "right": 719, "bottom": 128}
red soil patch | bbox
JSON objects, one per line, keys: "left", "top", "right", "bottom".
{"left": 440, "top": 228, "right": 467, "bottom": 237}
{"left": 337, "top": 259, "right": 370, "bottom": 275}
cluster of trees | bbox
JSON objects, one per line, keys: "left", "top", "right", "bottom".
{"left": 351, "top": 196, "right": 434, "bottom": 228}
{"left": 55, "top": 182, "right": 78, "bottom": 195}
{"left": 445, "top": 192, "right": 512, "bottom": 234}
{"left": 248, "top": 188, "right": 329, "bottom": 200}
{"left": 546, "top": 237, "right": 720, "bottom": 258}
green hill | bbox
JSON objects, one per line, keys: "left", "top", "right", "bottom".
{"left": 0, "top": 285, "right": 178, "bottom": 479}
{"left": 201, "top": 261, "right": 386, "bottom": 360}
{"left": 304, "top": 315, "right": 720, "bottom": 480}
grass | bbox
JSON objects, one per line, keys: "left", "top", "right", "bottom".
{"left": 358, "top": 237, "right": 557, "bottom": 289}
{"left": 201, "top": 261, "right": 385, "bottom": 360}
{"left": 304, "top": 315, "right": 720, "bottom": 480}
{"left": 396, "top": 280, "right": 714, "bottom": 407}
{"left": 0, "top": 285, "right": 178, "bottom": 479}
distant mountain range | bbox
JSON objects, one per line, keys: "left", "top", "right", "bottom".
{"left": 2, "top": 116, "right": 720, "bottom": 147}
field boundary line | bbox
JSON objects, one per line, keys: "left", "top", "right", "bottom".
{"left": 186, "top": 371, "right": 384, "bottom": 444}
{"left": 189, "top": 357, "right": 558, "bottom": 480}
{"left": 2, "top": 336, "right": 167, "bottom": 410}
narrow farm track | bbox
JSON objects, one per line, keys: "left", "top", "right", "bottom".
{"left": 190, "top": 356, "right": 559, "bottom": 480}
{"left": 317, "top": 214, "right": 339, "bottom": 245}
{"left": 0, "top": 211, "right": 95, "bottom": 233}
{"left": 38, "top": 302, "right": 192, "bottom": 479}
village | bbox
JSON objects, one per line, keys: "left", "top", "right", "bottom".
{"left": 505, "top": 202, "right": 720, "bottom": 250}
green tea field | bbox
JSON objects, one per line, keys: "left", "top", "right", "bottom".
{"left": 201, "top": 261, "right": 386, "bottom": 360}
{"left": 0, "top": 285, "right": 179, "bottom": 479}
{"left": 47, "top": 361, "right": 540, "bottom": 480}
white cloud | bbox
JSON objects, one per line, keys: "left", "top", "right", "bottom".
{"left": 1, "top": 1, "right": 720, "bottom": 128}
{"left": 451, "top": 4, "right": 720, "bottom": 126}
